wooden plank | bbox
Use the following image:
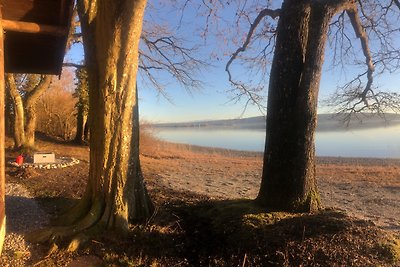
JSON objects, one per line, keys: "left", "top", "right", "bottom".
{"left": 1, "top": 0, "right": 61, "bottom": 25}
{"left": 2, "top": 19, "right": 67, "bottom": 36}
{"left": 0, "top": 11, "right": 6, "bottom": 256}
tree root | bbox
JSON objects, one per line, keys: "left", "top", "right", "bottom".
{"left": 25, "top": 197, "right": 106, "bottom": 252}
{"left": 53, "top": 193, "right": 92, "bottom": 226}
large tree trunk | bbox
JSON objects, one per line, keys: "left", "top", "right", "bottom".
{"left": 6, "top": 74, "right": 25, "bottom": 148}
{"left": 28, "top": 1, "right": 152, "bottom": 247}
{"left": 24, "top": 76, "right": 52, "bottom": 148}
{"left": 48, "top": 0, "right": 153, "bottom": 237}
{"left": 257, "top": 0, "right": 349, "bottom": 212}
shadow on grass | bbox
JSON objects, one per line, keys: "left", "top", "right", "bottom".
{"left": 96, "top": 198, "right": 398, "bottom": 266}
{"left": 13, "top": 194, "right": 397, "bottom": 266}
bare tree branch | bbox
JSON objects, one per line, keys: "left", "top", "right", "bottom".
{"left": 225, "top": 8, "right": 280, "bottom": 77}
{"left": 139, "top": 26, "right": 208, "bottom": 92}
{"left": 223, "top": 8, "right": 280, "bottom": 113}
{"left": 347, "top": 6, "right": 375, "bottom": 106}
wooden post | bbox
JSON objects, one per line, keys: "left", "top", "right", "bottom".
{"left": 0, "top": 11, "right": 6, "bottom": 256}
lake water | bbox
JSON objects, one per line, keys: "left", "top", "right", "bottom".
{"left": 154, "top": 125, "right": 400, "bottom": 158}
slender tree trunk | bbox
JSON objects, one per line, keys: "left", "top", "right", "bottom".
{"left": 74, "top": 105, "right": 85, "bottom": 144}
{"left": 257, "top": 0, "right": 349, "bottom": 212}
{"left": 83, "top": 117, "right": 89, "bottom": 142}
{"left": 24, "top": 105, "right": 37, "bottom": 148}
{"left": 6, "top": 74, "right": 25, "bottom": 148}
{"left": 24, "top": 76, "right": 52, "bottom": 148}
{"left": 5, "top": 88, "right": 13, "bottom": 136}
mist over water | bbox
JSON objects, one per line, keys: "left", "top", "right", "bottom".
{"left": 154, "top": 125, "right": 400, "bottom": 158}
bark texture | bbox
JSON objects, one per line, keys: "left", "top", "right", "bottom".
{"left": 28, "top": 0, "right": 152, "bottom": 248}
{"left": 257, "top": 0, "right": 352, "bottom": 212}
{"left": 28, "top": 0, "right": 153, "bottom": 246}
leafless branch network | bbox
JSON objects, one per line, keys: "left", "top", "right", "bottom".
{"left": 324, "top": 1, "right": 400, "bottom": 122}
{"left": 224, "top": 7, "right": 280, "bottom": 113}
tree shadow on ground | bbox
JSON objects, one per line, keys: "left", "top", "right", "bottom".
{"left": 177, "top": 199, "right": 400, "bottom": 266}
{"left": 7, "top": 192, "right": 398, "bottom": 266}
{"left": 88, "top": 197, "right": 398, "bottom": 266}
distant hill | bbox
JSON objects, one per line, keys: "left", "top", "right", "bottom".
{"left": 153, "top": 116, "right": 267, "bottom": 129}
{"left": 317, "top": 113, "right": 400, "bottom": 131}
{"left": 152, "top": 113, "right": 400, "bottom": 131}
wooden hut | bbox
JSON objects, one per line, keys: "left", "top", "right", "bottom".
{"left": 0, "top": 0, "right": 74, "bottom": 254}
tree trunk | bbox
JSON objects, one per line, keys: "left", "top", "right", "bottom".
{"left": 257, "top": 0, "right": 348, "bottom": 212}
{"left": 83, "top": 116, "right": 89, "bottom": 142}
{"left": 24, "top": 76, "right": 52, "bottom": 148}
{"left": 53, "top": 0, "right": 153, "bottom": 234}
{"left": 74, "top": 105, "right": 85, "bottom": 144}
{"left": 24, "top": 104, "right": 37, "bottom": 148}
{"left": 28, "top": 1, "right": 153, "bottom": 247}
{"left": 5, "top": 88, "right": 13, "bottom": 137}
{"left": 6, "top": 74, "right": 25, "bottom": 148}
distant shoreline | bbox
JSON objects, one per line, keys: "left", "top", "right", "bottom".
{"left": 151, "top": 113, "right": 400, "bottom": 132}
{"left": 151, "top": 139, "right": 400, "bottom": 163}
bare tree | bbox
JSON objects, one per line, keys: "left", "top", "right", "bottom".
{"left": 179, "top": 0, "right": 400, "bottom": 211}
{"left": 6, "top": 74, "right": 52, "bottom": 149}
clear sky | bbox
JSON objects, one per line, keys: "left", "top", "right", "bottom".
{"left": 65, "top": 1, "right": 400, "bottom": 123}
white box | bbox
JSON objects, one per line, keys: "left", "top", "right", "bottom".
{"left": 33, "top": 152, "right": 56, "bottom": 163}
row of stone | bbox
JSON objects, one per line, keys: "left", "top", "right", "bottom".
{"left": 8, "top": 157, "right": 80, "bottom": 169}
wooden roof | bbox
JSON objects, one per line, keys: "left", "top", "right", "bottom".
{"left": 1, "top": 0, "right": 74, "bottom": 74}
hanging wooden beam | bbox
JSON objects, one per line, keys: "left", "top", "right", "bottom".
{"left": 1, "top": 20, "right": 67, "bottom": 36}
{"left": 0, "top": 12, "right": 6, "bottom": 257}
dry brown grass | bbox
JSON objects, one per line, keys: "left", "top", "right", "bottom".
{"left": 4, "top": 130, "right": 400, "bottom": 266}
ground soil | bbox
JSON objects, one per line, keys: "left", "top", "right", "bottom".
{"left": 1, "top": 134, "right": 399, "bottom": 266}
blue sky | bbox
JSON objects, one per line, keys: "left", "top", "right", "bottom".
{"left": 65, "top": 1, "right": 400, "bottom": 123}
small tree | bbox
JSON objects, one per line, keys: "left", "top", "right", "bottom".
{"left": 6, "top": 74, "right": 52, "bottom": 149}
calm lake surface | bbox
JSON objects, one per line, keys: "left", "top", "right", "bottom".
{"left": 154, "top": 125, "right": 400, "bottom": 158}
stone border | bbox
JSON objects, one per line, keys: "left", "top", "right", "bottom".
{"left": 7, "top": 157, "right": 80, "bottom": 169}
